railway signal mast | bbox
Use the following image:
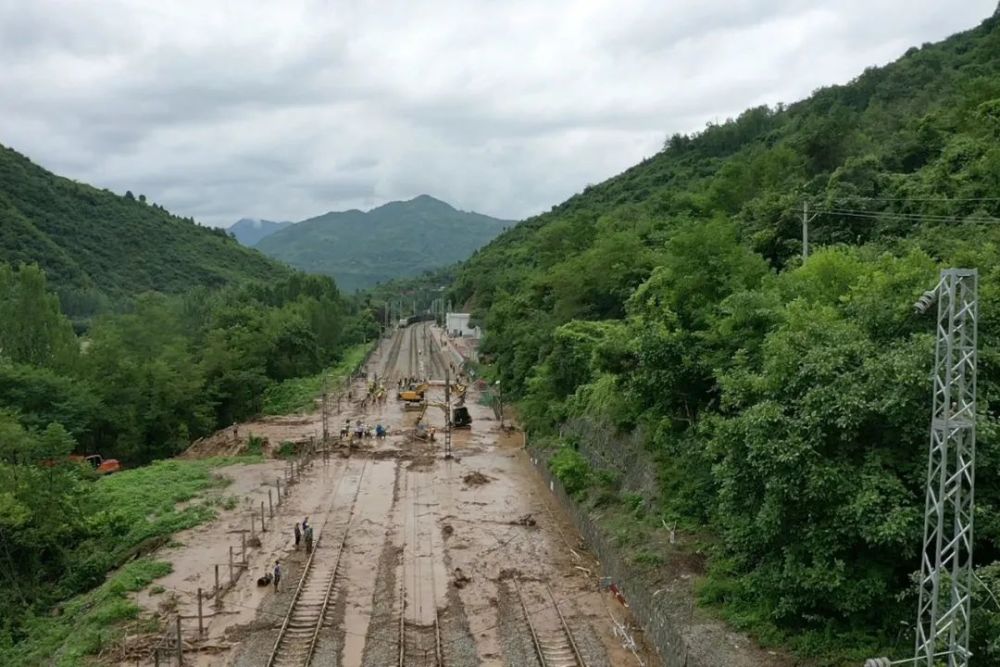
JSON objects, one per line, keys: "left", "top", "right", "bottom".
{"left": 913, "top": 269, "right": 979, "bottom": 667}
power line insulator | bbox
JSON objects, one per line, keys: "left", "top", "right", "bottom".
{"left": 914, "top": 289, "right": 937, "bottom": 314}
{"left": 863, "top": 658, "right": 891, "bottom": 667}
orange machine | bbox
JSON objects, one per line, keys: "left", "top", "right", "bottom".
{"left": 69, "top": 454, "right": 122, "bottom": 475}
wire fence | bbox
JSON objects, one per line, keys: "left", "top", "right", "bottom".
{"left": 138, "top": 344, "right": 385, "bottom": 665}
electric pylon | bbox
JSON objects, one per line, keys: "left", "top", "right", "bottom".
{"left": 914, "top": 268, "right": 978, "bottom": 667}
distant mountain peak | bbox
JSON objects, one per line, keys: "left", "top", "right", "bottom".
{"left": 253, "top": 195, "right": 513, "bottom": 292}
{"left": 229, "top": 218, "right": 292, "bottom": 246}
{"left": 411, "top": 194, "right": 448, "bottom": 205}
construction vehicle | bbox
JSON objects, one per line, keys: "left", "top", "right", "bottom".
{"left": 416, "top": 402, "right": 472, "bottom": 429}
{"left": 397, "top": 382, "right": 429, "bottom": 403}
{"left": 70, "top": 454, "right": 121, "bottom": 475}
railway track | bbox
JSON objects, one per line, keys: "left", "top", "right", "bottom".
{"left": 266, "top": 460, "right": 368, "bottom": 667}
{"left": 383, "top": 327, "right": 404, "bottom": 382}
{"left": 425, "top": 326, "right": 447, "bottom": 380}
{"left": 513, "top": 579, "right": 588, "bottom": 667}
{"left": 405, "top": 324, "right": 418, "bottom": 379}
{"left": 398, "top": 470, "right": 443, "bottom": 666}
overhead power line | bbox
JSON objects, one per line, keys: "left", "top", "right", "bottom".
{"left": 833, "top": 195, "right": 1000, "bottom": 203}
{"left": 809, "top": 208, "right": 1000, "bottom": 225}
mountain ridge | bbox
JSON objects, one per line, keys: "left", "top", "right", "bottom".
{"left": 445, "top": 10, "right": 1000, "bottom": 661}
{"left": 253, "top": 195, "right": 512, "bottom": 292}
{"left": 0, "top": 144, "right": 291, "bottom": 315}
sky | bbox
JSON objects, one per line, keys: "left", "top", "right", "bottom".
{"left": 1, "top": 1, "right": 996, "bottom": 228}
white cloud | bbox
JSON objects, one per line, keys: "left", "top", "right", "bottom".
{"left": 0, "top": 0, "right": 995, "bottom": 226}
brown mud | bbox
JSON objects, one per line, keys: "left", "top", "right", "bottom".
{"left": 124, "top": 323, "right": 660, "bottom": 666}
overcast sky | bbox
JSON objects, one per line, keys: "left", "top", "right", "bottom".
{"left": 1, "top": 1, "right": 995, "bottom": 227}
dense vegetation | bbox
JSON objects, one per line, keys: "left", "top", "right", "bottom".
{"left": 0, "top": 260, "right": 377, "bottom": 658}
{"left": 450, "top": 13, "right": 1000, "bottom": 663}
{"left": 0, "top": 144, "right": 290, "bottom": 322}
{"left": 0, "top": 457, "right": 255, "bottom": 665}
{"left": 254, "top": 195, "right": 511, "bottom": 292}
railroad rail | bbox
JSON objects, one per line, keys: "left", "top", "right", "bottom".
{"left": 409, "top": 323, "right": 420, "bottom": 379}
{"left": 383, "top": 326, "right": 404, "bottom": 383}
{"left": 398, "top": 469, "right": 444, "bottom": 666}
{"left": 397, "top": 593, "right": 443, "bottom": 666}
{"left": 513, "top": 578, "right": 588, "bottom": 667}
{"left": 266, "top": 460, "right": 367, "bottom": 667}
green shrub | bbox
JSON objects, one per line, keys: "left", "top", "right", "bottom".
{"left": 549, "top": 446, "right": 591, "bottom": 496}
{"left": 276, "top": 441, "right": 297, "bottom": 458}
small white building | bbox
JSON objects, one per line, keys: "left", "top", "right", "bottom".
{"left": 446, "top": 312, "right": 481, "bottom": 338}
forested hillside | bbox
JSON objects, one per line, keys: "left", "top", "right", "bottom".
{"left": 451, "top": 12, "right": 1000, "bottom": 663}
{"left": 0, "top": 260, "right": 380, "bottom": 659}
{"left": 255, "top": 195, "right": 511, "bottom": 292}
{"left": 0, "top": 145, "right": 290, "bottom": 316}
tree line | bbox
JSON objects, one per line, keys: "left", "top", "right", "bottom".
{"left": 450, "top": 13, "right": 1000, "bottom": 663}
{"left": 0, "top": 262, "right": 375, "bottom": 650}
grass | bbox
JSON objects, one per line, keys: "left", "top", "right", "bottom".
{"left": 4, "top": 559, "right": 171, "bottom": 667}
{"left": 261, "top": 342, "right": 372, "bottom": 415}
{"left": 1, "top": 456, "right": 261, "bottom": 666}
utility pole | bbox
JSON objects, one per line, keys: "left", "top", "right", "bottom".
{"left": 321, "top": 373, "right": 329, "bottom": 442}
{"left": 444, "top": 368, "right": 453, "bottom": 460}
{"left": 802, "top": 201, "right": 818, "bottom": 262}
{"left": 913, "top": 269, "right": 979, "bottom": 667}
{"left": 495, "top": 378, "right": 503, "bottom": 429}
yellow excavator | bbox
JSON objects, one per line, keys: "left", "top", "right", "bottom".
{"left": 397, "top": 382, "right": 429, "bottom": 403}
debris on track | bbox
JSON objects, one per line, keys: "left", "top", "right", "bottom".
{"left": 462, "top": 470, "right": 493, "bottom": 486}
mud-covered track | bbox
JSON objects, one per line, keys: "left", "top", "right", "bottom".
{"left": 398, "top": 468, "right": 444, "bottom": 667}
{"left": 266, "top": 460, "right": 368, "bottom": 667}
{"left": 398, "top": 613, "right": 442, "bottom": 666}
{"left": 383, "top": 327, "right": 404, "bottom": 383}
{"left": 513, "top": 579, "right": 588, "bottom": 667}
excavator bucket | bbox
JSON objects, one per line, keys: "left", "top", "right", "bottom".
{"left": 452, "top": 406, "right": 472, "bottom": 428}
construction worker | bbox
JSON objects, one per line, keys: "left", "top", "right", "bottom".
{"left": 304, "top": 524, "right": 314, "bottom": 554}
{"left": 273, "top": 561, "right": 281, "bottom": 592}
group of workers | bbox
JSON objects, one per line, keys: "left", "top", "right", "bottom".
{"left": 293, "top": 517, "right": 314, "bottom": 552}
{"left": 269, "top": 517, "right": 314, "bottom": 592}
{"left": 341, "top": 418, "right": 386, "bottom": 440}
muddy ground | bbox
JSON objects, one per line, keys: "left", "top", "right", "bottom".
{"left": 126, "top": 323, "right": 660, "bottom": 666}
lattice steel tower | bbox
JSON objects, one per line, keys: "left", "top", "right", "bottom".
{"left": 914, "top": 268, "right": 978, "bottom": 667}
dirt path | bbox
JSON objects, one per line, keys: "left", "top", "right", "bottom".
{"left": 129, "top": 323, "right": 659, "bottom": 666}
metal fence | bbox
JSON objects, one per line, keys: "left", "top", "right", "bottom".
{"left": 560, "top": 418, "right": 658, "bottom": 499}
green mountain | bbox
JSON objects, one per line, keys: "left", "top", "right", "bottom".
{"left": 254, "top": 195, "right": 512, "bottom": 292}
{"left": 229, "top": 217, "right": 292, "bottom": 246}
{"left": 0, "top": 144, "right": 290, "bottom": 313}
{"left": 449, "top": 12, "right": 1000, "bottom": 662}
